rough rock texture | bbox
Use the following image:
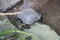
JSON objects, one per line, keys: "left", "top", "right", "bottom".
{"left": 20, "top": 0, "right": 50, "bottom": 11}
{"left": 40, "top": 0, "right": 60, "bottom": 35}
{"left": 33, "top": 0, "right": 51, "bottom": 11}
{"left": 0, "top": 0, "right": 22, "bottom": 12}
{"left": 20, "top": 0, "right": 34, "bottom": 11}
{"left": 24, "top": 22, "right": 60, "bottom": 40}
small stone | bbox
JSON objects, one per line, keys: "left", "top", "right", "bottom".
{"left": 17, "top": 8, "right": 41, "bottom": 25}
{"left": 14, "top": 7, "right": 16, "bottom": 10}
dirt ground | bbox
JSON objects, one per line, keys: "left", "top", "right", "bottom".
{"left": 6, "top": 0, "right": 60, "bottom": 35}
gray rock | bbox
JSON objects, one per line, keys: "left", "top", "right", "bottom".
{"left": 0, "top": 0, "right": 22, "bottom": 12}
{"left": 17, "top": 8, "right": 41, "bottom": 25}
{"left": 24, "top": 22, "right": 60, "bottom": 40}
{"left": 20, "top": 0, "right": 34, "bottom": 11}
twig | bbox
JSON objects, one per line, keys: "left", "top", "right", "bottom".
{"left": 0, "top": 12, "right": 21, "bottom": 15}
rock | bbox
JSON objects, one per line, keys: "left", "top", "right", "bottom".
{"left": 20, "top": 0, "right": 50, "bottom": 11}
{"left": 20, "top": 0, "right": 34, "bottom": 11}
{"left": 40, "top": 0, "right": 60, "bottom": 35}
{"left": 17, "top": 8, "right": 41, "bottom": 25}
{"left": 24, "top": 22, "right": 60, "bottom": 40}
{"left": 0, "top": 0, "right": 22, "bottom": 12}
{"left": 33, "top": 0, "right": 51, "bottom": 11}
